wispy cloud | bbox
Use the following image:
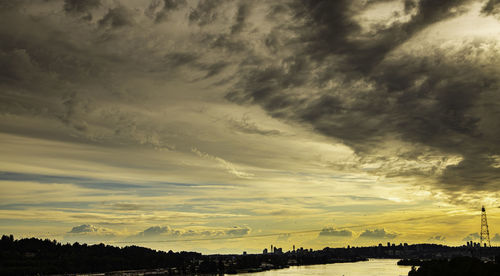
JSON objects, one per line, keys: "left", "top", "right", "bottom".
{"left": 191, "top": 147, "right": 254, "bottom": 179}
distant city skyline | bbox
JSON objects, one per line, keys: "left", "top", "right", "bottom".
{"left": 1, "top": 0, "right": 500, "bottom": 254}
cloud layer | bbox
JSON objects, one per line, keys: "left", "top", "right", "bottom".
{"left": 319, "top": 227, "right": 353, "bottom": 237}
{"left": 359, "top": 229, "right": 398, "bottom": 239}
{"left": 1, "top": 0, "right": 500, "bottom": 253}
{"left": 226, "top": 0, "right": 500, "bottom": 197}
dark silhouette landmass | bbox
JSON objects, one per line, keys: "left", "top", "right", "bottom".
{"left": 407, "top": 256, "right": 500, "bottom": 276}
{"left": 0, "top": 235, "right": 365, "bottom": 275}
{"left": 3, "top": 234, "right": 500, "bottom": 275}
{"left": 0, "top": 235, "right": 202, "bottom": 275}
{"left": 338, "top": 242, "right": 500, "bottom": 259}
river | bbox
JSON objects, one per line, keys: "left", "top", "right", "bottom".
{"left": 234, "top": 259, "right": 412, "bottom": 276}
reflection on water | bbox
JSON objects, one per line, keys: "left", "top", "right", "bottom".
{"left": 234, "top": 259, "right": 411, "bottom": 276}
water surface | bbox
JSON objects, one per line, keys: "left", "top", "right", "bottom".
{"left": 235, "top": 259, "right": 411, "bottom": 276}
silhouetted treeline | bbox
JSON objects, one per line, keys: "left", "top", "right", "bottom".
{"left": 14, "top": 234, "right": 498, "bottom": 275}
{"left": 408, "top": 256, "right": 500, "bottom": 276}
{"left": 0, "top": 235, "right": 368, "bottom": 275}
{"left": 0, "top": 235, "right": 201, "bottom": 275}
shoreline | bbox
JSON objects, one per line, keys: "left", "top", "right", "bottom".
{"left": 225, "top": 257, "right": 368, "bottom": 275}
{"left": 72, "top": 257, "right": 370, "bottom": 275}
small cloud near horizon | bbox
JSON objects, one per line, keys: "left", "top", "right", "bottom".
{"left": 491, "top": 233, "right": 500, "bottom": 242}
{"left": 428, "top": 235, "right": 446, "bottom": 242}
{"left": 130, "top": 225, "right": 251, "bottom": 240}
{"left": 67, "top": 224, "right": 114, "bottom": 236}
{"left": 462, "top": 233, "right": 480, "bottom": 242}
{"left": 318, "top": 227, "right": 353, "bottom": 238}
{"left": 359, "top": 229, "right": 398, "bottom": 239}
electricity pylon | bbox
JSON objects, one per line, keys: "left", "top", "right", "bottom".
{"left": 480, "top": 206, "right": 491, "bottom": 247}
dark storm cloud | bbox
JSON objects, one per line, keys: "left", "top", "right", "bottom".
{"left": 153, "top": 0, "right": 187, "bottom": 22}
{"left": 0, "top": 7, "right": 177, "bottom": 148}
{"left": 189, "top": 0, "right": 224, "bottom": 26}
{"left": 359, "top": 228, "right": 398, "bottom": 239}
{"left": 99, "top": 6, "right": 134, "bottom": 28}
{"left": 0, "top": 10, "right": 106, "bottom": 107}
{"left": 318, "top": 227, "right": 353, "bottom": 237}
{"left": 284, "top": 0, "right": 469, "bottom": 74}
{"left": 0, "top": 45, "right": 95, "bottom": 135}
{"left": 266, "top": 3, "right": 289, "bottom": 19}
{"left": 200, "top": 61, "right": 229, "bottom": 79}
{"left": 201, "top": 33, "right": 247, "bottom": 53}
{"left": 404, "top": 0, "right": 418, "bottom": 14}
{"left": 0, "top": 31, "right": 103, "bottom": 88}
{"left": 226, "top": 0, "right": 500, "bottom": 195}
{"left": 163, "top": 52, "right": 199, "bottom": 67}
{"left": 230, "top": 0, "right": 473, "bottom": 97}
{"left": 161, "top": 52, "right": 229, "bottom": 79}
{"left": 63, "top": 0, "right": 100, "bottom": 13}
{"left": 230, "top": 3, "right": 250, "bottom": 34}
{"left": 482, "top": 0, "right": 500, "bottom": 15}
{"left": 2, "top": 0, "right": 500, "bottom": 199}
{"left": 63, "top": 0, "right": 100, "bottom": 20}
{"left": 0, "top": 1, "right": 230, "bottom": 150}
{"left": 162, "top": 0, "right": 187, "bottom": 11}
{"left": 0, "top": 0, "right": 22, "bottom": 10}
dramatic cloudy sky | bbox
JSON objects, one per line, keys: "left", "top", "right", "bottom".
{"left": 2, "top": 0, "right": 500, "bottom": 253}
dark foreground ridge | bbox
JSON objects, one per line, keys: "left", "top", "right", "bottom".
{"left": 3, "top": 234, "right": 500, "bottom": 275}
{"left": 0, "top": 235, "right": 365, "bottom": 275}
{"left": 407, "top": 256, "right": 500, "bottom": 276}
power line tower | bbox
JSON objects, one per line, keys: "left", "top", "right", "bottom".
{"left": 480, "top": 206, "right": 491, "bottom": 247}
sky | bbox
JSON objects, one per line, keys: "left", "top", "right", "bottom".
{"left": 1, "top": 0, "right": 500, "bottom": 254}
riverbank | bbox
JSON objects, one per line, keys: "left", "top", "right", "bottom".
{"left": 407, "top": 256, "right": 500, "bottom": 276}
{"left": 224, "top": 257, "right": 368, "bottom": 274}
{"left": 235, "top": 259, "right": 412, "bottom": 276}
